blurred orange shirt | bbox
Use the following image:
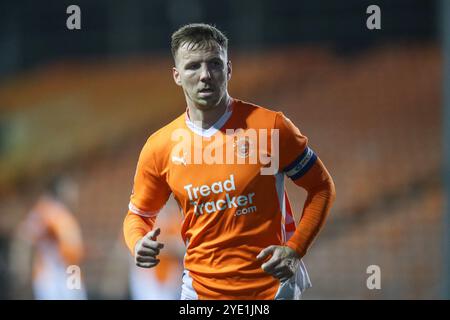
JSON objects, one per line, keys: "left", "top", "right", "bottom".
{"left": 125, "top": 99, "right": 316, "bottom": 299}
{"left": 23, "top": 195, "right": 86, "bottom": 299}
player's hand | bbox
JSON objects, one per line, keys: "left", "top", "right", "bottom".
{"left": 134, "top": 228, "right": 164, "bottom": 268}
{"left": 256, "top": 245, "right": 300, "bottom": 282}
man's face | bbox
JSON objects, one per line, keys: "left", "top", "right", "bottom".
{"left": 173, "top": 42, "right": 231, "bottom": 110}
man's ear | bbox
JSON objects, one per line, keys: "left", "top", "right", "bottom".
{"left": 173, "top": 67, "right": 182, "bottom": 86}
{"left": 227, "top": 61, "right": 232, "bottom": 81}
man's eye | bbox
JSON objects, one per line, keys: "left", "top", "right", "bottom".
{"left": 210, "top": 61, "right": 223, "bottom": 68}
{"left": 186, "top": 63, "right": 200, "bottom": 70}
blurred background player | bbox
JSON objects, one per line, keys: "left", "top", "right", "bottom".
{"left": 10, "top": 175, "right": 87, "bottom": 300}
{"left": 100, "top": 199, "right": 184, "bottom": 300}
{"left": 128, "top": 197, "right": 184, "bottom": 300}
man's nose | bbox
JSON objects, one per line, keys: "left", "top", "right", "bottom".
{"left": 199, "top": 64, "right": 212, "bottom": 81}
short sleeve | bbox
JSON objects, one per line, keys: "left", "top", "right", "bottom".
{"left": 275, "top": 112, "right": 317, "bottom": 180}
{"left": 129, "top": 140, "right": 171, "bottom": 217}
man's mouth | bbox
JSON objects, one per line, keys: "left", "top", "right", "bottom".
{"left": 198, "top": 88, "right": 214, "bottom": 93}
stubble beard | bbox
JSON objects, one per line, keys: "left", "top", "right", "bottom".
{"left": 191, "top": 88, "right": 226, "bottom": 111}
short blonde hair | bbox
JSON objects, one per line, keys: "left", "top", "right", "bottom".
{"left": 171, "top": 23, "right": 228, "bottom": 59}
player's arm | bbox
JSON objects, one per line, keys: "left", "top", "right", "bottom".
{"left": 48, "top": 212, "right": 84, "bottom": 266}
{"left": 123, "top": 212, "right": 165, "bottom": 268}
{"left": 286, "top": 157, "right": 335, "bottom": 257}
{"left": 123, "top": 138, "right": 171, "bottom": 268}
{"left": 258, "top": 158, "right": 335, "bottom": 281}
{"left": 123, "top": 211, "right": 156, "bottom": 255}
{"left": 277, "top": 112, "right": 336, "bottom": 255}
{"left": 258, "top": 112, "right": 335, "bottom": 281}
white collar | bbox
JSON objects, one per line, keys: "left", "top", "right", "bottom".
{"left": 185, "top": 102, "right": 233, "bottom": 138}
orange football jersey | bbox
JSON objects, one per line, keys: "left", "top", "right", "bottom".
{"left": 126, "top": 99, "right": 317, "bottom": 299}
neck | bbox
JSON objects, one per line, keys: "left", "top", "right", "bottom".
{"left": 187, "top": 95, "right": 231, "bottom": 129}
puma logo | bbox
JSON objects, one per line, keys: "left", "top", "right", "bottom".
{"left": 172, "top": 155, "right": 187, "bottom": 166}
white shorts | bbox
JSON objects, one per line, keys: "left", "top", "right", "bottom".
{"left": 180, "top": 259, "right": 311, "bottom": 300}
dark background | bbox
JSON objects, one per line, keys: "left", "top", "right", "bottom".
{"left": 0, "top": 0, "right": 447, "bottom": 300}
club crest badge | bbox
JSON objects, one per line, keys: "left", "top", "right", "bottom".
{"left": 234, "top": 136, "right": 254, "bottom": 159}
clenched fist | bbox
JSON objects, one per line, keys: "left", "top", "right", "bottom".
{"left": 134, "top": 228, "right": 165, "bottom": 268}
{"left": 256, "top": 245, "right": 300, "bottom": 282}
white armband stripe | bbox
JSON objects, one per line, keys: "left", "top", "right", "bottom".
{"left": 128, "top": 202, "right": 159, "bottom": 218}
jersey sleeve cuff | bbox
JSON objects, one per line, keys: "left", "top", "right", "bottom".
{"left": 128, "top": 202, "right": 160, "bottom": 218}
{"left": 286, "top": 239, "right": 307, "bottom": 258}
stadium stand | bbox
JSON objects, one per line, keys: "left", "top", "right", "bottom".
{"left": 0, "top": 43, "right": 443, "bottom": 299}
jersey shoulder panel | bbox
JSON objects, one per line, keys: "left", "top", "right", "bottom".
{"left": 232, "top": 99, "right": 279, "bottom": 129}
{"left": 234, "top": 99, "right": 314, "bottom": 176}
{"left": 140, "top": 113, "right": 186, "bottom": 170}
